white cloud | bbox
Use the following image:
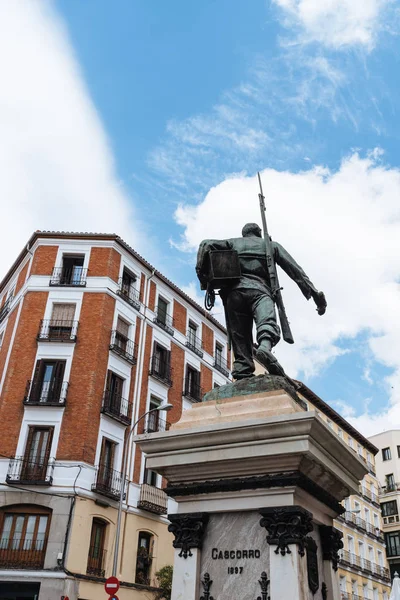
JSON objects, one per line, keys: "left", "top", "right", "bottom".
{"left": 0, "top": 0, "right": 142, "bottom": 278}
{"left": 272, "top": 0, "right": 395, "bottom": 50}
{"left": 175, "top": 150, "right": 400, "bottom": 434}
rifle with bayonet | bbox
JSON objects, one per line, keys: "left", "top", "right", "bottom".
{"left": 257, "top": 171, "right": 294, "bottom": 344}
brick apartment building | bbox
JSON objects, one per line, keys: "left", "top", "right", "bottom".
{"left": 0, "top": 231, "right": 231, "bottom": 600}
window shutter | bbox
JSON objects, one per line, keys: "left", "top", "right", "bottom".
{"left": 30, "top": 360, "right": 43, "bottom": 400}
{"left": 106, "top": 370, "right": 112, "bottom": 392}
{"left": 51, "top": 303, "right": 75, "bottom": 322}
{"left": 52, "top": 361, "right": 66, "bottom": 400}
{"left": 116, "top": 317, "right": 129, "bottom": 338}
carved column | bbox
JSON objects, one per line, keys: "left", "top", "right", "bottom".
{"left": 259, "top": 506, "right": 313, "bottom": 600}
{"left": 320, "top": 526, "right": 344, "bottom": 600}
{"left": 168, "top": 513, "right": 209, "bottom": 600}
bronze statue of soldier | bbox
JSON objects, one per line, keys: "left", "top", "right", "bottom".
{"left": 196, "top": 222, "right": 327, "bottom": 381}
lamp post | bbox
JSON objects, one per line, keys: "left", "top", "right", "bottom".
{"left": 112, "top": 402, "right": 173, "bottom": 577}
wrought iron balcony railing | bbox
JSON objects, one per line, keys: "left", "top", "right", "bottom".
{"left": 185, "top": 332, "right": 203, "bottom": 358}
{"left": 0, "top": 537, "right": 47, "bottom": 569}
{"left": 339, "top": 550, "right": 390, "bottom": 581}
{"left": 109, "top": 330, "right": 137, "bottom": 364}
{"left": 149, "top": 355, "right": 173, "bottom": 386}
{"left": 117, "top": 278, "right": 141, "bottom": 311}
{"left": 137, "top": 483, "right": 168, "bottom": 515}
{"left": 214, "top": 355, "right": 230, "bottom": 377}
{"left": 143, "top": 415, "right": 171, "bottom": 434}
{"left": 366, "top": 460, "right": 376, "bottom": 475}
{"left": 183, "top": 376, "right": 203, "bottom": 403}
{"left": 86, "top": 545, "right": 107, "bottom": 577}
{"left": 49, "top": 266, "right": 87, "bottom": 287}
{"left": 0, "top": 296, "right": 13, "bottom": 324}
{"left": 153, "top": 308, "right": 174, "bottom": 336}
{"left": 101, "top": 390, "right": 132, "bottom": 426}
{"left": 37, "top": 319, "right": 78, "bottom": 342}
{"left": 6, "top": 456, "right": 54, "bottom": 486}
{"left": 92, "top": 464, "right": 125, "bottom": 501}
{"left": 23, "top": 379, "right": 68, "bottom": 406}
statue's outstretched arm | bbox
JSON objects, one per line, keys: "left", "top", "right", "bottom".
{"left": 273, "top": 242, "right": 327, "bottom": 315}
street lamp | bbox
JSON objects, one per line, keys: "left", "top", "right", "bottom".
{"left": 112, "top": 402, "right": 173, "bottom": 577}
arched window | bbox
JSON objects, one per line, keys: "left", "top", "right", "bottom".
{"left": 0, "top": 504, "right": 51, "bottom": 569}
{"left": 135, "top": 531, "right": 154, "bottom": 585}
{"left": 87, "top": 518, "right": 108, "bottom": 577}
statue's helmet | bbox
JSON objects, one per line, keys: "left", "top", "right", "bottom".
{"left": 242, "top": 223, "right": 262, "bottom": 238}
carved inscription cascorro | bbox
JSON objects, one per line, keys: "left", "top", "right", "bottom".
{"left": 212, "top": 548, "right": 261, "bottom": 560}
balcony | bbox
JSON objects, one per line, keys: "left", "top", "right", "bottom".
{"left": 92, "top": 465, "right": 125, "bottom": 501}
{"left": 109, "top": 330, "right": 137, "bottom": 364}
{"left": 49, "top": 266, "right": 87, "bottom": 287}
{"left": 101, "top": 390, "right": 132, "bottom": 426}
{"left": 153, "top": 309, "right": 174, "bottom": 336}
{"left": 359, "top": 485, "right": 380, "bottom": 505}
{"left": 185, "top": 332, "right": 203, "bottom": 358}
{"left": 214, "top": 355, "right": 230, "bottom": 377}
{"left": 366, "top": 460, "right": 376, "bottom": 476}
{"left": 23, "top": 380, "right": 68, "bottom": 407}
{"left": 37, "top": 319, "right": 78, "bottom": 342}
{"left": 87, "top": 545, "right": 107, "bottom": 577}
{"left": 0, "top": 296, "right": 13, "bottom": 324}
{"left": 365, "top": 521, "right": 384, "bottom": 540}
{"left": 183, "top": 376, "right": 203, "bottom": 403}
{"left": 6, "top": 456, "right": 54, "bottom": 486}
{"left": 143, "top": 414, "right": 171, "bottom": 434}
{"left": 339, "top": 550, "right": 390, "bottom": 581}
{"left": 0, "top": 538, "right": 47, "bottom": 569}
{"left": 137, "top": 483, "right": 168, "bottom": 515}
{"left": 117, "top": 278, "right": 141, "bottom": 311}
{"left": 149, "top": 356, "right": 173, "bottom": 387}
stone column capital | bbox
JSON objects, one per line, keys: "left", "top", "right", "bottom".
{"left": 319, "top": 525, "right": 344, "bottom": 571}
{"left": 168, "top": 512, "right": 209, "bottom": 559}
{"left": 259, "top": 505, "right": 313, "bottom": 556}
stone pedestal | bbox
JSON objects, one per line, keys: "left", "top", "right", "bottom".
{"left": 138, "top": 375, "right": 367, "bottom": 600}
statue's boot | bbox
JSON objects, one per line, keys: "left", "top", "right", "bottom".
{"left": 255, "top": 341, "right": 286, "bottom": 378}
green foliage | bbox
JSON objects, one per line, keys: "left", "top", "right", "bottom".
{"left": 154, "top": 565, "right": 173, "bottom": 600}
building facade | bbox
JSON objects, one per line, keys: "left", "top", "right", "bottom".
{"left": 0, "top": 231, "right": 231, "bottom": 600}
{"left": 296, "top": 384, "right": 391, "bottom": 600}
{"left": 368, "top": 430, "right": 400, "bottom": 578}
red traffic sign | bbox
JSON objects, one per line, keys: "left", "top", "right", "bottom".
{"left": 105, "top": 576, "right": 120, "bottom": 594}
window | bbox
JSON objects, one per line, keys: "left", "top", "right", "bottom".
{"left": 214, "top": 342, "right": 229, "bottom": 376}
{"left": 348, "top": 437, "right": 354, "bottom": 449}
{"left": 373, "top": 589, "right": 378, "bottom": 600}
{"left": 357, "top": 444, "right": 363, "bottom": 457}
{"left": 385, "top": 532, "right": 400, "bottom": 557}
{"left": 157, "top": 297, "right": 169, "bottom": 325}
{"left": 28, "top": 359, "right": 66, "bottom": 404}
{"left": 368, "top": 546, "right": 374, "bottom": 563}
{"left": 0, "top": 330, "right": 4, "bottom": 348}
{"left": 146, "top": 396, "right": 161, "bottom": 433}
{"left": 362, "top": 583, "right": 368, "bottom": 599}
{"left": 381, "top": 500, "right": 398, "bottom": 517}
{"left": 364, "top": 508, "right": 370, "bottom": 523}
{"left": 87, "top": 518, "right": 107, "bottom": 576}
{"left": 104, "top": 370, "right": 126, "bottom": 417}
{"left": 215, "top": 342, "right": 223, "bottom": 364}
{"left": 347, "top": 535, "right": 354, "bottom": 554}
{"left": 143, "top": 467, "right": 158, "bottom": 487}
{"left": 21, "top": 427, "right": 54, "bottom": 483}
{"left": 151, "top": 343, "right": 171, "bottom": 384}
{"left": 339, "top": 576, "right": 346, "bottom": 592}
{"left": 46, "top": 303, "right": 76, "bottom": 341}
{"left": 0, "top": 506, "right": 51, "bottom": 569}
{"left": 397, "top": 445, "right": 400, "bottom": 459}
{"left": 337, "top": 428, "right": 343, "bottom": 439}
{"left": 54, "top": 254, "right": 86, "bottom": 286}
{"left": 377, "top": 549, "right": 384, "bottom": 566}
{"left": 121, "top": 267, "right": 137, "bottom": 297}
{"left": 115, "top": 316, "right": 130, "bottom": 352}
{"left": 373, "top": 513, "right": 379, "bottom": 528}
{"left": 214, "top": 382, "right": 220, "bottom": 389}
{"left": 135, "top": 532, "right": 153, "bottom": 585}
{"left": 97, "top": 438, "right": 117, "bottom": 492}
{"left": 382, "top": 447, "right": 392, "bottom": 461}
{"left": 186, "top": 320, "right": 203, "bottom": 357}
{"left": 184, "top": 365, "right": 201, "bottom": 402}
{"left": 386, "top": 473, "right": 396, "bottom": 491}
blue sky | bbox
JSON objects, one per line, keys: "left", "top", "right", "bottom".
{"left": 1, "top": 0, "right": 400, "bottom": 435}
